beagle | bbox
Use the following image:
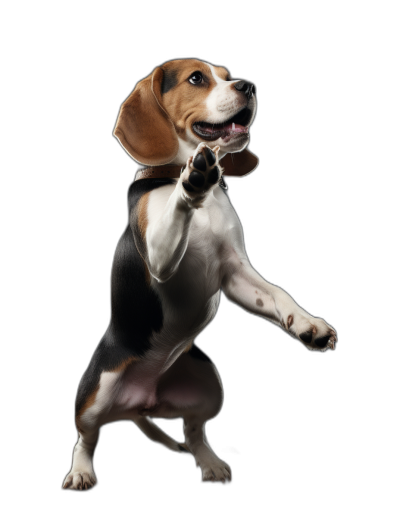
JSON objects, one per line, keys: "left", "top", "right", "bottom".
{"left": 63, "top": 58, "right": 337, "bottom": 489}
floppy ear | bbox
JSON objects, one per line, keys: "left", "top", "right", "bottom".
{"left": 113, "top": 67, "right": 179, "bottom": 165}
{"left": 220, "top": 148, "right": 259, "bottom": 176}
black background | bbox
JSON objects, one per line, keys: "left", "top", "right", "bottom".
{"left": 38, "top": 19, "right": 361, "bottom": 512}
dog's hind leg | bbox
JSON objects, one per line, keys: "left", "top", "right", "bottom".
{"left": 63, "top": 370, "right": 108, "bottom": 490}
{"left": 63, "top": 367, "right": 122, "bottom": 490}
{"left": 63, "top": 341, "right": 126, "bottom": 490}
{"left": 183, "top": 417, "right": 231, "bottom": 482}
{"left": 63, "top": 428, "right": 99, "bottom": 490}
{"left": 155, "top": 344, "right": 231, "bottom": 482}
{"left": 134, "top": 417, "right": 188, "bottom": 452}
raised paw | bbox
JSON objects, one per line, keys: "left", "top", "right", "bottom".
{"left": 288, "top": 313, "right": 337, "bottom": 351}
{"left": 180, "top": 143, "right": 222, "bottom": 206}
{"left": 62, "top": 470, "right": 97, "bottom": 491}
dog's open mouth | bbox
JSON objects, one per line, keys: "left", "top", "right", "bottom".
{"left": 192, "top": 107, "right": 252, "bottom": 142}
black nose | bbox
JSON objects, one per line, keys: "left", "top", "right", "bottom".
{"left": 234, "top": 80, "right": 256, "bottom": 100}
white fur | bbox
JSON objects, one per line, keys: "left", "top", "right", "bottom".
{"left": 145, "top": 172, "right": 331, "bottom": 339}
{"left": 204, "top": 63, "right": 257, "bottom": 137}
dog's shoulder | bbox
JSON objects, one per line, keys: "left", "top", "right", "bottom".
{"left": 127, "top": 176, "right": 176, "bottom": 211}
{"left": 127, "top": 176, "right": 176, "bottom": 260}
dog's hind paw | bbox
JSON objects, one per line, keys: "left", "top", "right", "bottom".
{"left": 62, "top": 470, "right": 97, "bottom": 490}
{"left": 180, "top": 143, "right": 222, "bottom": 207}
{"left": 200, "top": 458, "right": 232, "bottom": 482}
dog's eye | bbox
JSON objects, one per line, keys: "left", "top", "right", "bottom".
{"left": 189, "top": 71, "right": 203, "bottom": 85}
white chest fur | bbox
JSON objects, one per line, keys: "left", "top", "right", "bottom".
{"left": 144, "top": 182, "right": 244, "bottom": 363}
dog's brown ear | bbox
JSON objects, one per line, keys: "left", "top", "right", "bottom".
{"left": 220, "top": 148, "right": 259, "bottom": 176}
{"left": 114, "top": 67, "right": 179, "bottom": 165}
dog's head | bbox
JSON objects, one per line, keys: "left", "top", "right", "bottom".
{"left": 114, "top": 59, "right": 258, "bottom": 176}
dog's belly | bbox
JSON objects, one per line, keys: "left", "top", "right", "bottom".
{"left": 112, "top": 330, "right": 219, "bottom": 419}
{"left": 113, "top": 360, "right": 204, "bottom": 419}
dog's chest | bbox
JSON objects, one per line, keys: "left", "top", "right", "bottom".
{"left": 149, "top": 185, "right": 238, "bottom": 333}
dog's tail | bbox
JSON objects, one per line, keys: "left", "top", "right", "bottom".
{"left": 133, "top": 417, "right": 189, "bottom": 453}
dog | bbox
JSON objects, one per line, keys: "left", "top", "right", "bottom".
{"left": 63, "top": 58, "right": 337, "bottom": 489}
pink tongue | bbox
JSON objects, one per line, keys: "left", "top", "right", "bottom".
{"left": 202, "top": 122, "right": 248, "bottom": 133}
{"left": 229, "top": 122, "right": 248, "bottom": 132}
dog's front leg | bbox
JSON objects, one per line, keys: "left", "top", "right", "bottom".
{"left": 222, "top": 259, "right": 337, "bottom": 351}
{"left": 145, "top": 143, "right": 221, "bottom": 282}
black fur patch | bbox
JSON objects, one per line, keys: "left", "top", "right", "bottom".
{"left": 161, "top": 69, "right": 178, "bottom": 94}
{"left": 75, "top": 178, "right": 175, "bottom": 417}
{"left": 188, "top": 344, "right": 212, "bottom": 363}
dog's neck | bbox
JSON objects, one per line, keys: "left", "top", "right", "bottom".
{"left": 134, "top": 164, "right": 228, "bottom": 189}
{"left": 135, "top": 165, "right": 182, "bottom": 181}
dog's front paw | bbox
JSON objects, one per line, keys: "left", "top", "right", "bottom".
{"left": 288, "top": 313, "right": 337, "bottom": 351}
{"left": 179, "top": 143, "right": 222, "bottom": 207}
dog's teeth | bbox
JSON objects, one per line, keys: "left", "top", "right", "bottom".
{"left": 232, "top": 123, "right": 235, "bottom": 131}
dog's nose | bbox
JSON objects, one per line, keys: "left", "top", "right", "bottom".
{"left": 234, "top": 80, "right": 256, "bottom": 100}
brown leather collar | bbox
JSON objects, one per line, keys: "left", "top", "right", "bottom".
{"left": 134, "top": 164, "right": 228, "bottom": 189}
{"left": 135, "top": 165, "right": 182, "bottom": 181}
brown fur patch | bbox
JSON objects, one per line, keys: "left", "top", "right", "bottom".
{"left": 287, "top": 315, "right": 293, "bottom": 329}
{"left": 109, "top": 357, "right": 137, "bottom": 373}
{"left": 256, "top": 298, "right": 264, "bottom": 307}
{"left": 75, "top": 383, "right": 100, "bottom": 433}
{"left": 136, "top": 191, "right": 153, "bottom": 284}
{"left": 160, "top": 60, "right": 215, "bottom": 136}
{"left": 137, "top": 192, "right": 150, "bottom": 240}
{"left": 113, "top": 67, "right": 179, "bottom": 165}
{"left": 213, "top": 65, "right": 230, "bottom": 80}
{"left": 137, "top": 192, "right": 151, "bottom": 285}
{"left": 75, "top": 358, "right": 137, "bottom": 433}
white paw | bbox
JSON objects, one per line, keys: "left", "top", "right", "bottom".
{"left": 200, "top": 458, "right": 232, "bottom": 482}
{"left": 63, "top": 469, "right": 97, "bottom": 490}
{"left": 287, "top": 312, "right": 337, "bottom": 351}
